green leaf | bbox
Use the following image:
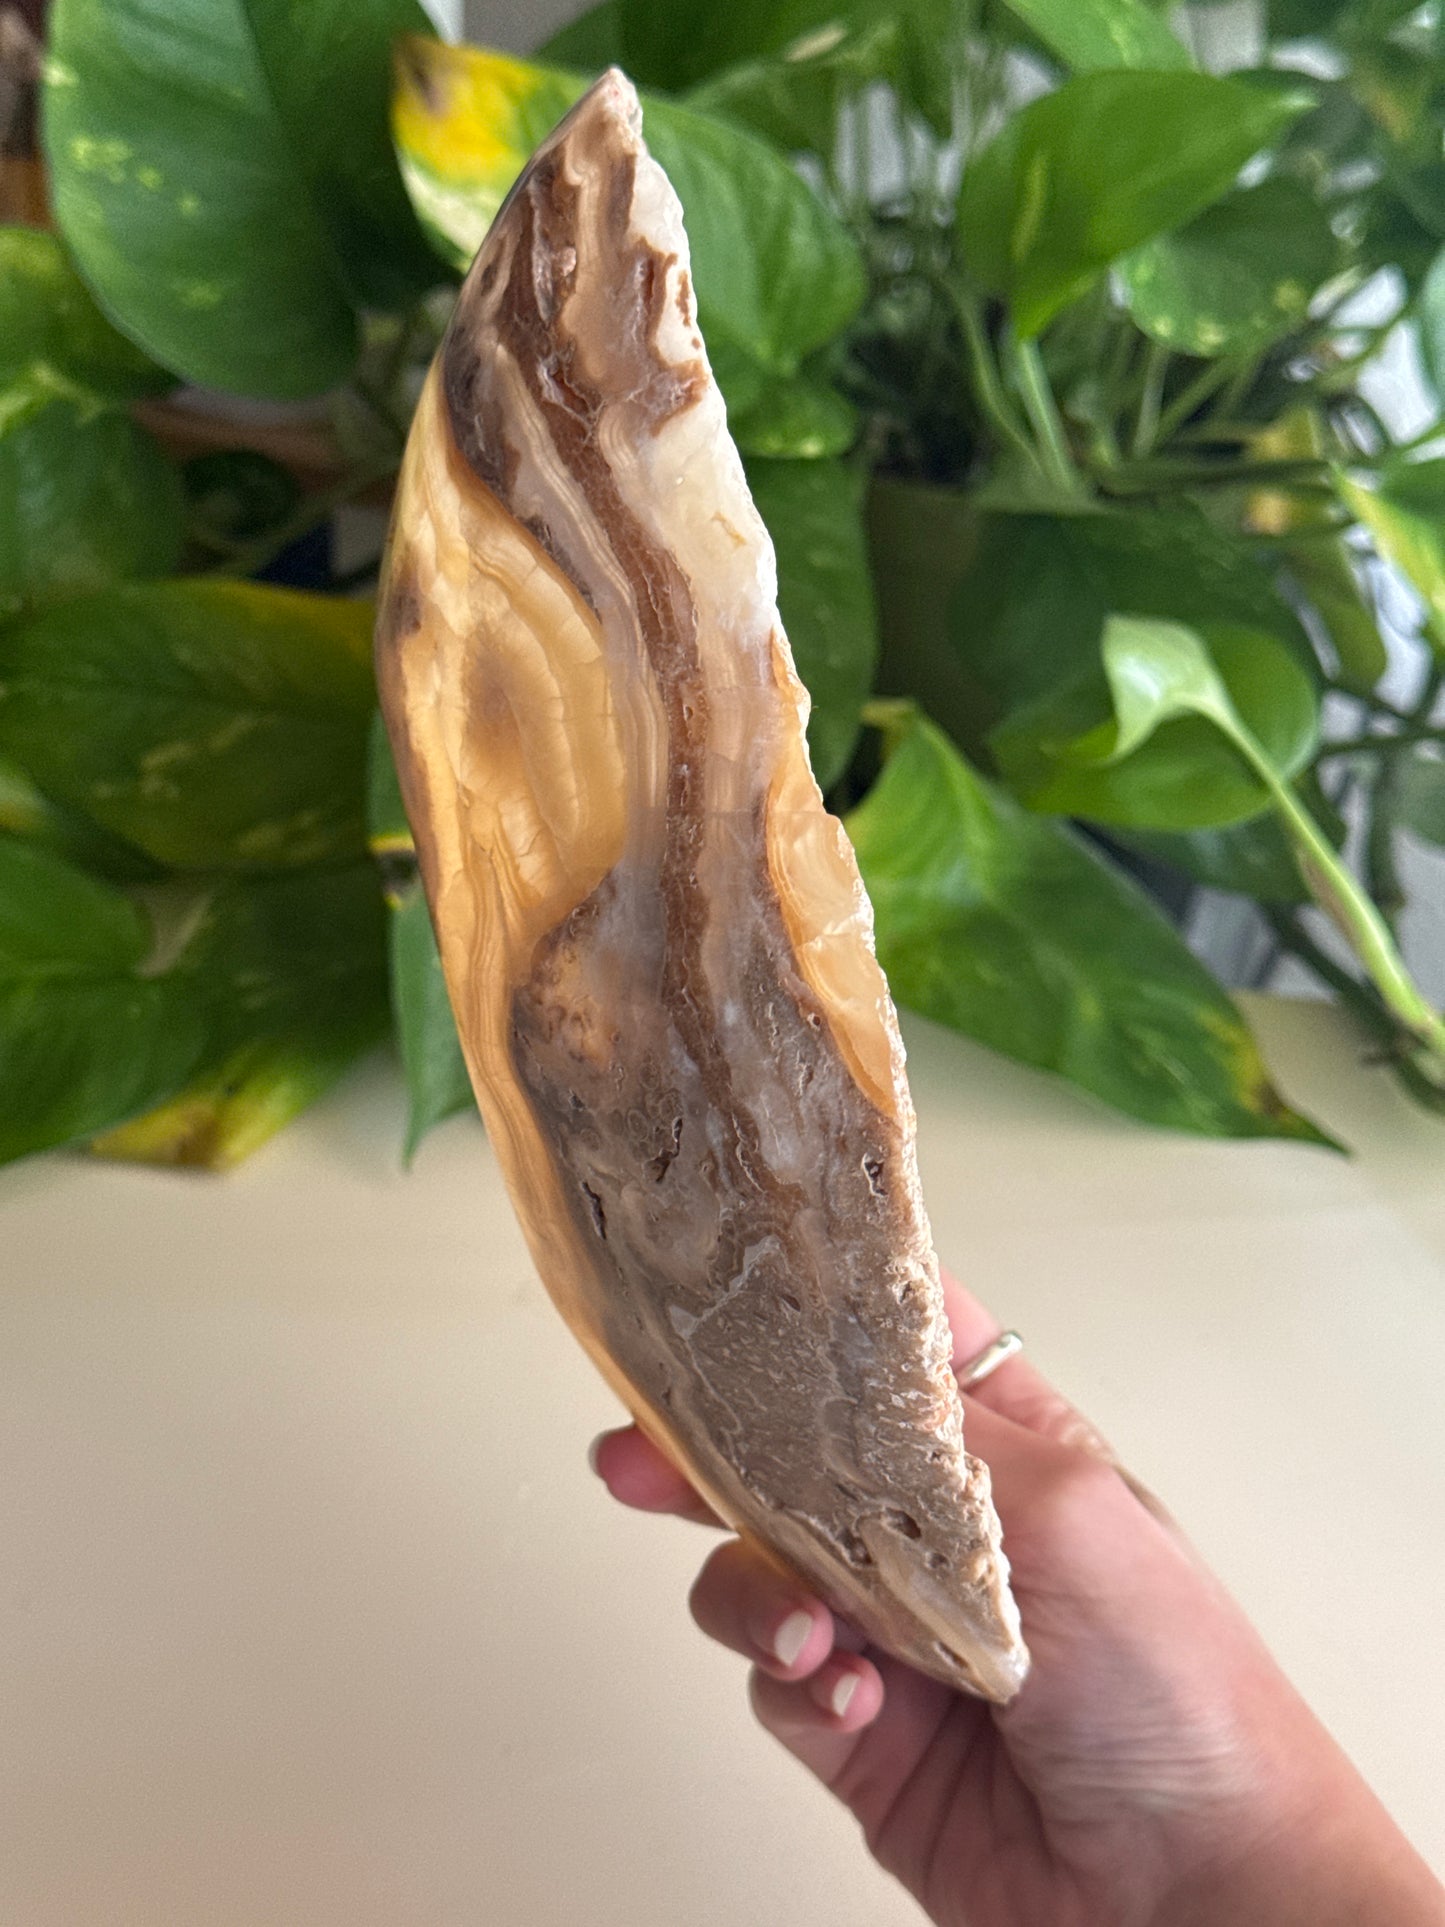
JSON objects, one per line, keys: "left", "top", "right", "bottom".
{"left": 1099, "top": 615, "right": 1287, "bottom": 756}
{"left": 1283, "top": 535, "right": 1388, "bottom": 693}
{"left": 1400, "top": 748, "right": 1445, "bottom": 847}
{"left": 1417, "top": 247, "right": 1445, "bottom": 404}
{"left": 1119, "top": 767, "right": 1344, "bottom": 905}
{"left": 1267, "top": 0, "right": 1350, "bottom": 35}
{"left": 0, "top": 225, "right": 171, "bottom": 399}
{"left": 388, "top": 885, "right": 475, "bottom": 1160}
{"left": 1352, "top": 37, "right": 1441, "bottom": 153}
{"left": 0, "top": 398, "right": 184, "bottom": 620}
{"left": 182, "top": 448, "right": 302, "bottom": 548}
{"left": 366, "top": 714, "right": 473, "bottom": 1158}
{"left": 846, "top": 708, "right": 1329, "bottom": 1143}
{"left": 957, "top": 71, "right": 1310, "bottom": 337}
{"left": 618, "top": 0, "right": 831, "bottom": 90}
{"left": 1119, "top": 179, "right": 1339, "bottom": 358}
{"left": 1089, "top": 615, "right": 1445, "bottom": 1078}
{"left": 729, "top": 374, "right": 858, "bottom": 460}
{"left": 0, "top": 752, "right": 160, "bottom": 880}
{"left": 682, "top": 8, "right": 958, "bottom": 153}
{"left": 538, "top": 1, "right": 624, "bottom": 69}
{"left": 933, "top": 501, "right": 1314, "bottom": 764}
{"left": 746, "top": 458, "right": 878, "bottom": 789}
{"left": 366, "top": 707, "right": 413, "bottom": 853}
{"left": 90, "top": 1029, "right": 365, "bottom": 1168}
{"left": 617, "top": 0, "right": 958, "bottom": 132}
{"left": 1120, "top": 819, "right": 1309, "bottom": 904}
{"left": 237, "top": 0, "right": 440, "bottom": 311}
{"left": 1338, "top": 461, "right": 1445, "bottom": 660}
{"left": 970, "top": 507, "right": 1317, "bottom": 701}
{"left": 390, "top": 42, "right": 866, "bottom": 405}
{"left": 998, "top": 0, "right": 1191, "bottom": 73}
{"left": 0, "top": 582, "right": 376, "bottom": 869}
{"left": 638, "top": 97, "right": 866, "bottom": 379}
{"left": 1363, "top": 169, "right": 1445, "bottom": 293}
{"left": 992, "top": 621, "right": 1320, "bottom": 829}
{"left": 0, "top": 759, "right": 62, "bottom": 847}
{"left": 0, "top": 839, "right": 206, "bottom": 1162}
{"left": 1089, "top": 618, "right": 1445, "bottom": 1073}
{"left": 866, "top": 477, "right": 989, "bottom": 756}
{"left": 391, "top": 40, "right": 586, "bottom": 266}
{"left": 687, "top": 17, "right": 904, "bottom": 156}
{"left": 176, "top": 861, "right": 387, "bottom": 1033}
{"left": 44, "top": 0, "right": 437, "bottom": 397}
{"left": 93, "top": 863, "right": 390, "bottom": 1169}
{"left": 366, "top": 718, "right": 473, "bottom": 1156}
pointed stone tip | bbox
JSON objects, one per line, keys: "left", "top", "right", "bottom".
{"left": 571, "top": 64, "right": 643, "bottom": 141}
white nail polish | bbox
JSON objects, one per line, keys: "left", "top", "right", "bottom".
{"left": 772, "top": 1610, "right": 813, "bottom": 1668}
{"left": 831, "top": 1673, "right": 859, "bottom": 1719}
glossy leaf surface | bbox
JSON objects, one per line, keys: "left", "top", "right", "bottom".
{"left": 847, "top": 708, "right": 1329, "bottom": 1142}
{"left": 45, "top": 0, "right": 434, "bottom": 396}
{"left": 0, "top": 583, "right": 375, "bottom": 868}
{"left": 1120, "top": 179, "right": 1338, "bottom": 357}
{"left": 0, "top": 840, "right": 205, "bottom": 1162}
{"left": 957, "top": 72, "right": 1308, "bottom": 336}
{"left": 0, "top": 399, "right": 183, "bottom": 619}
{"left": 746, "top": 456, "right": 878, "bottom": 788}
{"left": 92, "top": 864, "right": 390, "bottom": 1169}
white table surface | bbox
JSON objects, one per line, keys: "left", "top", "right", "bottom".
{"left": 4, "top": 995, "right": 1442, "bottom": 1924}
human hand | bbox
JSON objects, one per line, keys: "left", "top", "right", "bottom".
{"left": 592, "top": 1271, "right": 1444, "bottom": 1927}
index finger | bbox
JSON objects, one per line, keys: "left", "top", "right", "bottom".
{"left": 590, "top": 1423, "right": 723, "bottom": 1526}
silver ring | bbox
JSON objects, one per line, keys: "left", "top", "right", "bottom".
{"left": 957, "top": 1330, "right": 1024, "bottom": 1388}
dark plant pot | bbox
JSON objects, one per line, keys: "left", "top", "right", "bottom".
{"left": 865, "top": 473, "right": 993, "bottom": 763}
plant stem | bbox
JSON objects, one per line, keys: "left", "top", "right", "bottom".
{"left": 1100, "top": 320, "right": 1138, "bottom": 427}
{"left": 1300, "top": 274, "right": 1372, "bottom": 342}
{"left": 943, "top": 280, "right": 1042, "bottom": 471}
{"left": 1322, "top": 678, "right": 1410, "bottom": 718}
{"left": 1392, "top": 414, "right": 1445, "bottom": 455}
{"left": 1319, "top": 665, "right": 1445, "bottom": 759}
{"left": 1239, "top": 741, "right": 1445, "bottom": 1070}
{"left": 1098, "top": 455, "right": 1334, "bottom": 494}
{"left": 1412, "top": 661, "right": 1443, "bottom": 723}
{"left": 1318, "top": 719, "right": 1445, "bottom": 759}
{"left": 205, "top": 459, "right": 396, "bottom": 581}
{"left": 1314, "top": 311, "right": 1407, "bottom": 379}
{"left": 1006, "top": 331, "right": 1084, "bottom": 496}
{"left": 1131, "top": 340, "right": 1170, "bottom": 458}
{"left": 1217, "top": 355, "right": 1259, "bottom": 419}
{"left": 1363, "top": 751, "right": 1406, "bottom": 931}
{"left": 1265, "top": 910, "right": 1445, "bottom": 1112}
{"left": 1151, "top": 356, "right": 1243, "bottom": 447}
{"left": 1251, "top": 520, "right": 1353, "bottom": 545}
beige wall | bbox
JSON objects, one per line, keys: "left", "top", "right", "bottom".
{"left": 463, "top": 0, "right": 580, "bottom": 52}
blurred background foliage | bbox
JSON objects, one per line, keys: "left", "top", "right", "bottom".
{"left": 4, "top": 0, "right": 1445, "bottom": 1167}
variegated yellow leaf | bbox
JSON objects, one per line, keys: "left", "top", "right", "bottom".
{"left": 392, "top": 37, "right": 584, "bottom": 267}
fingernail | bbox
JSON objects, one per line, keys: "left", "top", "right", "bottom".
{"left": 817, "top": 1671, "right": 857, "bottom": 1719}
{"left": 770, "top": 1609, "right": 813, "bottom": 1668}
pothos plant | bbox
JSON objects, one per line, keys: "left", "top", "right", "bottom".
{"left": 3, "top": 0, "right": 1445, "bottom": 1170}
